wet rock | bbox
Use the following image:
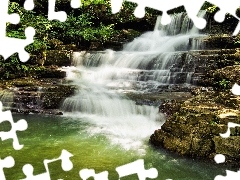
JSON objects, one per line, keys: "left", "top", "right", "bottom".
{"left": 189, "top": 35, "right": 237, "bottom": 50}
{"left": 45, "top": 50, "right": 72, "bottom": 66}
{"left": 0, "top": 78, "right": 76, "bottom": 115}
{"left": 150, "top": 89, "right": 240, "bottom": 165}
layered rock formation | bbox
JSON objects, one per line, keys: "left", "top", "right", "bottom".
{"left": 150, "top": 46, "right": 240, "bottom": 165}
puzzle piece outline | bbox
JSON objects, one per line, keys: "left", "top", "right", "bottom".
{"left": 111, "top": 0, "right": 240, "bottom": 35}
{"left": 21, "top": 149, "right": 73, "bottom": 180}
{"left": 0, "top": 0, "right": 36, "bottom": 62}
{"left": 213, "top": 84, "right": 240, "bottom": 179}
{"left": 0, "top": 101, "right": 28, "bottom": 150}
{"left": 0, "top": 156, "right": 15, "bottom": 180}
{"left": 0, "top": 0, "right": 81, "bottom": 62}
{"left": 116, "top": 159, "right": 158, "bottom": 180}
{"left": 79, "top": 169, "right": 109, "bottom": 180}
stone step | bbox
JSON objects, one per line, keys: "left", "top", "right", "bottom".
{"left": 189, "top": 36, "right": 240, "bottom": 50}
{"left": 189, "top": 49, "right": 238, "bottom": 55}
{"left": 0, "top": 84, "right": 76, "bottom": 113}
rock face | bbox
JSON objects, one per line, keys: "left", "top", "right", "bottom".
{"left": 150, "top": 88, "right": 240, "bottom": 162}
{"left": 150, "top": 88, "right": 240, "bottom": 165}
{"left": 150, "top": 34, "right": 240, "bottom": 165}
{"left": 0, "top": 78, "right": 76, "bottom": 115}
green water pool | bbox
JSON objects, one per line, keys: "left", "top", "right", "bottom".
{"left": 0, "top": 114, "right": 232, "bottom": 180}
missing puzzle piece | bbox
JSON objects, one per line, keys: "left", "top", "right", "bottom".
{"left": 0, "top": 101, "right": 28, "bottom": 150}
{"left": 0, "top": 0, "right": 35, "bottom": 62}
{"left": 111, "top": 0, "right": 240, "bottom": 35}
{"left": 215, "top": 170, "right": 240, "bottom": 180}
{"left": 207, "top": 0, "right": 240, "bottom": 36}
{"left": 0, "top": 156, "right": 15, "bottom": 180}
{"left": 79, "top": 169, "right": 108, "bottom": 180}
{"left": 0, "top": 27, "right": 35, "bottom": 62}
{"left": 116, "top": 159, "right": 158, "bottom": 180}
{"left": 111, "top": 0, "right": 207, "bottom": 28}
{"left": 48, "top": 0, "right": 81, "bottom": 22}
{"left": 21, "top": 149, "right": 73, "bottom": 180}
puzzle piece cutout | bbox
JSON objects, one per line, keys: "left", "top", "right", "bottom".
{"left": 116, "top": 159, "right": 158, "bottom": 180}
{"left": 48, "top": 0, "right": 81, "bottom": 22}
{"left": 231, "top": 83, "right": 240, "bottom": 95}
{"left": 0, "top": 101, "right": 28, "bottom": 150}
{"left": 0, "top": 156, "right": 15, "bottom": 180}
{"left": 207, "top": 0, "right": 240, "bottom": 36}
{"left": 214, "top": 154, "right": 226, "bottom": 164}
{"left": 0, "top": 0, "right": 82, "bottom": 62}
{"left": 214, "top": 83, "right": 240, "bottom": 179}
{"left": 220, "top": 122, "right": 240, "bottom": 138}
{"left": 24, "top": 0, "right": 35, "bottom": 11}
{"left": 215, "top": 170, "right": 240, "bottom": 180}
{"left": 79, "top": 169, "right": 109, "bottom": 180}
{"left": 111, "top": 0, "right": 206, "bottom": 28}
{"left": 0, "top": 0, "right": 35, "bottom": 62}
{"left": 21, "top": 149, "right": 73, "bottom": 180}
{"left": 111, "top": 0, "right": 240, "bottom": 35}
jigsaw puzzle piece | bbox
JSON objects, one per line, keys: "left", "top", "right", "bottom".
{"left": 43, "top": 149, "right": 74, "bottom": 171}
{"left": 0, "top": 0, "right": 35, "bottom": 62}
{"left": 21, "top": 164, "right": 50, "bottom": 180}
{"left": 214, "top": 154, "right": 226, "bottom": 164}
{"left": 111, "top": 0, "right": 207, "bottom": 27}
{"left": 79, "top": 169, "right": 109, "bottom": 180}
{"left": 233, "top": 22, "right": 240, "bottom": 36}
{"left": 220, "top": 122, "right": 240, "bottom": 138}
{"left": 48, "top": 0, "right": 67, "bottom": 22}
{"left": 231, "top": 83, "right": 240, "bottom": 95}
{"left": 21, "top": 149, "right": 73, "bottom": 180}
{"left": 7, "top": 13, "right": 20, "bottom": 25}
{"left": 0, "top": 156, "right": 15, "bottom": 180}
{"left": 127, "top": 0, "right": 185, "bottom": 23}
{"left": 0, "top": 28, "right": 35, "bottom": 62}
{"left": 0, "top": 101, "right": 28, "bottom": 150}
{"left": 208, "top": 0, "right": 240, "bottom": 22}
{"left": 116, "top": 159, "right": 158, "bottom": 180}
{"left": 215, "top": 170, "right": 240, "bottom": 180}
{"left": 0, "top": 0, "right": 19, "bottom": 37}
{"left": 111, "top": 0, "right": 124, "bottom": 14}
{"left": 183, "top": 0, "right": 207, "bottom": 29}
{"left": 24, "top": 0, "right": 35, "bottom": 11}
{"left": 71, "top": 0, "right": 81, "bottom": 9}
{"left": 207, "top": 0, "right": 240, "bottom": 35}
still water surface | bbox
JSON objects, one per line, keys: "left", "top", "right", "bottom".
{"left": 0, "top": 114, "right": 230, "bottom": 180}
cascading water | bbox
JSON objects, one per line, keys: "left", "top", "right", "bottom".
{"left": 61, "top": 11, "right": 206, "bottom": 152}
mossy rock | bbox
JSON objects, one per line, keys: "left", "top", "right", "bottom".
{"left": 45, "top": 50, "right": 72, "bottom": 66}
{"left": 214, "top": 136, "right": 240, "bottom": 159}
{"left": 41, "top": 85, "right": 76, "bottom": 109}
{"left": 35, "top": 68, "right": 66, "bottom": 78}
{"left": 56, "top": 44, "right": 78, "bottom": 51}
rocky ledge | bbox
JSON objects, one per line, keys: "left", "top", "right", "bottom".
{"left": 0, "top": 77, "right": 76, "bottom": 115}
{"left": 150, "top": 87, "right": 240, "bottom": 166}
{"left": 150, "top": 49, "right": 240, "bottom": 165}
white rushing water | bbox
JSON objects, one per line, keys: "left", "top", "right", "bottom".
{"left": 61, "top": 11, "right": 206, "bottom": 153}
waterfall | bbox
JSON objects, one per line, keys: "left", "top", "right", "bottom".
{"left": 0, "top": 89, "right": 14, "bottom": 110}
{"left": 61, "top": 11, "right": 206, "bottom": 152}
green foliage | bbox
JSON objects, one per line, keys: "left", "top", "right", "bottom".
{"left": 0, "top": 54, "right": 29, "bottom": 79}
{"left": 6, "top": 0, "right": 186, "bottom": 79}
{"left": 81, "top": 0, "right": 108, "bottom": 6}
{"left": 82, "top": 23, "right": 115, "bottom": 42}
{"left": 218, "top": 79, "right": 230, "bottom": 89}
{"left": 206, "top": 5, "right": 218, "bottom": 13}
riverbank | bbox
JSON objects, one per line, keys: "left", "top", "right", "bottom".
{"left": 150, "top": 63, "right": 240, "bottom": 166}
